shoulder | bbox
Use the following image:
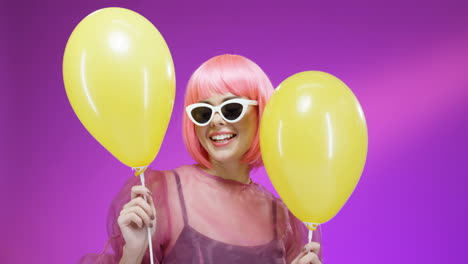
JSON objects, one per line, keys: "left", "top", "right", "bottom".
{"left": 145, "top": 164, "right": 194, "bottom": 180}
{"left": 260, "top": 192, "right": 299, "bottom": 226}
{"left": 251, "top": 183, "right": 278, "bottom": 201}
{"left": 173, "top": 163, "right": 200, "bottom": 175}
{"left": 248, "top": 181, "right": 286, "bottom": 205}
{"left": 145, "top": 167, "right": 169, "bottom": 179}
{"left": 145, "top": 164, "right": 196, "bottom": 189}
{"left": 145, "top": 166, "right": 180, "bottom": 189}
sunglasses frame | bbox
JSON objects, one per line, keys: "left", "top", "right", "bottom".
{"left": 186, "top": 98, "right": 258, "bottom": 126}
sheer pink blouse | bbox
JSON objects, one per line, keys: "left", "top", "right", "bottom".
{"left": 79, "top": 164, "right": 323, "bottom": 263}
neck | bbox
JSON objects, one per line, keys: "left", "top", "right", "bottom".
{"left": 201, "top": 159, "right": 251, "bottom": 184}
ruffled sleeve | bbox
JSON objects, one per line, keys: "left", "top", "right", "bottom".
{"left": 78, "top": 169, "right": 171, "bottom": 264}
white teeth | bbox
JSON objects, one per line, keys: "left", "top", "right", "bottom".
{"left": 210, "top": 134, "right": 235, "bottom": 141}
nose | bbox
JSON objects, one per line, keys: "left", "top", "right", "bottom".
{"left": 210, "top": 112, "right": 225, "bottom": 127}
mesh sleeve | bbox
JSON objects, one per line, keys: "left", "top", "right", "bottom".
{"left": 78, "top": 169, "right": 170, "bottom": 264}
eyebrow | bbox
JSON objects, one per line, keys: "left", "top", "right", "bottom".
{"left": 200, "top": 95, "right": 239, "bottom": 105}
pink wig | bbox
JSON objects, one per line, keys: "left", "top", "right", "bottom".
{"left": 182, "top": 54, "right": 274, "bottom": 169}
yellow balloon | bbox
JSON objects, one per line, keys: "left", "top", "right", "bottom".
{"left": 260, "top": 71, "right": 368, "bottom": 228}
{"left": 63, "top": 8, "right": 175, "bottom": 168}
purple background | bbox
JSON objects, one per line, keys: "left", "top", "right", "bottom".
{"left": 2, "top": 0, "right": 467, "bottom": 263}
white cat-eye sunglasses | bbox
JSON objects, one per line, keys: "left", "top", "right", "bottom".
{"left": 186, "top": 98, "right": 258, "bottom": 126}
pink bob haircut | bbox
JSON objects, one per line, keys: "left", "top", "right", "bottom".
{"left": 182, "top": 54, "right": 274, "bottom": 169}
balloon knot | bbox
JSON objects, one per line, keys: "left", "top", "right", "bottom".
{"left": 132, "top": 166, "right": 148, "bottom": 176}
{"left": 304, "top": 222, "right": 320, "bottom": 231}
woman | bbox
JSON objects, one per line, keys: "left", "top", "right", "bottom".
{"left": 80, "top": 54, "right": 323, "bottom": 264}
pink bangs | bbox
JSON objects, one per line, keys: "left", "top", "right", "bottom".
{"left": 182, "top": 54, "right": 274, "bottom": 169}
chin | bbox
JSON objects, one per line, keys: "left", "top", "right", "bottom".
{"left": 204, "top": 140, "right": 248, "bottom": 164}
{"left": 210, "top": 154, "right": 237, "bottom": 164}
{"left": 208, "top": 150, "right": 243, "bottom": 164}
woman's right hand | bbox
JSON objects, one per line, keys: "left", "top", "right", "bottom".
{"left": 118, "top": 185, "right": 157, "bottom": 259}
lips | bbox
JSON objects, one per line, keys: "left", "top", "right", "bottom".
{"left": 209, "top": 131, "right": 236, "bottom": 139}
{"left": 209, "top": 131, "right": 237, "bottom": 147}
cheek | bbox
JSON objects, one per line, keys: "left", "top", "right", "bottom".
{"left": 241, "top": 112, "right": 258, "bottom": 143}
{"left": 248, "top": 122, "right": 258, "bottom": 143}
{"left": 195, "top": 127, "right": 206, "bottom": 144}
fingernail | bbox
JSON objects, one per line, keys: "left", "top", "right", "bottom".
{"left": 151, "top": 215, "right": 155, "bottom": 220}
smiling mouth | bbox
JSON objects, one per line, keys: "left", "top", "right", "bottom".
{"left": 210, "top": 134, "right": 237, "bottom": 143}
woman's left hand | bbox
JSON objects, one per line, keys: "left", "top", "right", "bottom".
{"left": 291, "top": 241, "right": 321, "bottom": 264}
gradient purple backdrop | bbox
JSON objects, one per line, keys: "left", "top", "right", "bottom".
{"left": 2, "top": 0, "right": 467, "bottom": 263}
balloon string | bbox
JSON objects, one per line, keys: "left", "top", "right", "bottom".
{"left": 308, "top": 229, "right": 314, "bottom": 243}
{"left": 132, "top": 167, "right": 154, "bottom": 264}
{"left": 303, "top": 222, "right": 319, "bottom": 243}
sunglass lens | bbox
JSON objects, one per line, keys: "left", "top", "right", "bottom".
{"left": 221, "top": 103, "right": 243, "bottom": 120}
{"left": 191, "top": 107, "right": 212, "bottom": 124}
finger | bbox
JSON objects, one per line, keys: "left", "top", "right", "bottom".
{"left": 118, "top": 212, "right": 143, "bottom": 229}
{"left": 303, "top": 241, "right": 320, "bottom": 255}
{"left": 124, "top": 196, "right": 152, "bottom": 213}
{"left": 291, "top": 248, "right": 307, "bottom": 263}
{"left": 131, "top": 185, "right": 153, "bottom": 200}
{"left": 149, "top": 196, "right": 156, "bottom": 221}
{"left": 146, "top": 191, "right": 155, "bottom": 208}
{"left": 130, "top": 185, "right": 155, "bottom": 214}
{"left": 120, "top": 206, "right": 152, "bottom": 227}
{"left": 122, "top": 197, "right": 154, "bottom": 220}
{"left": 292, "top": 242, "right": 321, "bottom": 263}
{"left": 298, "top": 252, "right": 321, "bottom": 264}
{"left": 140, "top": 190, "right": 156, "bottom": 219}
